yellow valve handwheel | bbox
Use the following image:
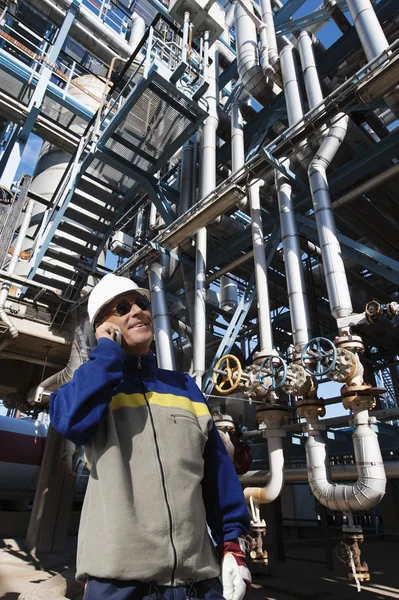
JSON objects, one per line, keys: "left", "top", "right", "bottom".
{"left": 213, "top": 354, "right": 242, "bottom": 394}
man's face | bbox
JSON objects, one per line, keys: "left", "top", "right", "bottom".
{"left": 96, "top": 293, "right": 153, "bottom": 355}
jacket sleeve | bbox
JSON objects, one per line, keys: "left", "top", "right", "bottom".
{"left": 201, "top": 422, "right": 250, "bottom": 544}
{"left": 49, "top": 338, "right": 126, "bottom": 446}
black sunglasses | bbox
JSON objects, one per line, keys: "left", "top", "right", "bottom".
{"left": 107, "top": 296, "right": 150, "bottom": 317}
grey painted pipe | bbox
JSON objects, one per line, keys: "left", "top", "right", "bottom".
{"left": 259, "top": 0, "right": 279, "bottom": 71}
{"left": 179, "top": 142, "right": 194, "bottom": 217}
{"left": 346, "top": 0, "right": 389, "bottom": 63}
{"left": 305, "top": 407, "right": 386, "bottom": 512}
{"left": 149, "top": 262, "right": 176, "bottom": 371}
{"left": 276, "top": 165, "right": 311, "bottom": 352}
{"left": 308, "top": 113, "right": 353, "bottom": 321}
{"left": 280, "top": 45, "right": 313, "bottom": 169}
{"left": 346, "top": 0, "right": 399, "bottom": 118}
{"left": 249, "top": 180, "right": 273, "bottom": 353}
{"left": 194, "top": 44, "right": 219, "bottom": 386}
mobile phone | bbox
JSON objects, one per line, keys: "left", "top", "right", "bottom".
{"left": 114, "top": 330, "right": 122, "bottom": 346}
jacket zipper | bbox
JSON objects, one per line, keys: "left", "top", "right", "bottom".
{"left": 138, "top": 359, "right": 178, "bottom": 584}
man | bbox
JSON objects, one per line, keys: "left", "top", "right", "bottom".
{"left": 50, "top": 274, "right": 251, "bottom": 600}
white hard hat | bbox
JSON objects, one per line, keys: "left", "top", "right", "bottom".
{"left": 88, "top": 274, "right": 150, "bottom": 330}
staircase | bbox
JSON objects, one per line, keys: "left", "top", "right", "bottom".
{"left": 26, "top": 67, "right": 206, "bottom": 328}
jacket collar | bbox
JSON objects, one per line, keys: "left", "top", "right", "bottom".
{"left": 125, "top": 351, "right": 156, "bottom": 373}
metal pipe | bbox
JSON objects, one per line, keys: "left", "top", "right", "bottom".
{"left": 26, "top": 309, "right": 93, "bottom": 404}
{"left": 331, "top": 162, "right": 399, "bottom": 211}
{"left": 194, "top": 42, "right": 218, "bottom": 387}
{"left": 248, "top": 180, "right": 273, "bottom": 353}
{"left": 276, "top": 164, "right": 311, "bottom": 352}
{"left": 308, "top": 113, "right": 353, "bottom": 321}
{"left": 207, "top": 250, "right": 254, "bottom": 284}
{"left": 259, "top": 0, "right": 279, "bottom": 72}
{"left": 297, "top": 31, "right": 324, "bottom": 111}
{"left": 231, "top": 101, "right": 245, "bottom": 174}
{"left": 304, "top": 406, "right": 386, "bottom": 512}
{"left": 244, "top": 434, "right": 284, "bottom": 504}
{"left": 346, "top": 0, "right": 389, "bottom": 63}
{"left": 182, "top": 11, "right": 190, "bottom": 64}
{"left": 346, "top": 0, "right": 399, "bottom": 118}
{"left": 179, "top": 142, "right": 194, "bottom": 217}
{"left": 0, "top": 198, "right": 35, "bottom": 352}
{"left": 149, "top": 262, "right": 176, "bottom": 371}
{"left": 240, "top": 461, "right": 399, "bottom": 485}
{"left": 280, "top": 44, "right": 313, "bottom": 169}
{"left": 234, "top": 0, "right": 274, "bottom": 104}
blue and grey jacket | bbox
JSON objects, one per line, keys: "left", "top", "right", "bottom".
{"left": 50, "top": 338, "right": 250, "bottom": 585}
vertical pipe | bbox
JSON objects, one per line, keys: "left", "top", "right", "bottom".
{"left": 280, "top": 45, "right": 304, "bottom": 126}
{"left": 149, "top": 262, "right": 176, "bottom": 371}
{"left": 308, "top": 114, "right": 353, "bottom": 321}
{"left": 259, "top": 0, "right": 279, "bottom": 70}
{"left": 297, "top": 31, "right": 324, "bottom": 110}
{"left": 194, "top": 41, "right": 218, "bottom": 387}
{"left": 179, "top": 142, "right": 194, "bottom": 217}
{"left": 276, "top": 165, "right": 311, "bottom": 352}
{"left": 231, "top": 100, "right": 245, "bottom": 174}
{"left": 248, "top": 180, "right": 273, "bottom": 353}
{"left": 182, "top": 11, "right": 190, "bottom": 64}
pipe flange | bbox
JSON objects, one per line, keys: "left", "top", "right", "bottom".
{"left": 253, "top": 349, "right": 279, "bottom": 366}
{"left": 340, "top": 384, "right": 373, "bottom": 397}
{"left": 255, "top": 404, "right": 290, "bottom": 425}
{"left": 334, "top": 334, "right": 364, "bottom": 352}
{"left": 296, "top": 398, "right": 326, "bottom": 419}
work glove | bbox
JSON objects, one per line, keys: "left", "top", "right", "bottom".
{"left": 219, "top": 537, "right": 251, "bottom": 600}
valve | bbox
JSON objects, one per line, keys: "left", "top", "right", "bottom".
{"left": 301, "top": 337, "right": 337, "bottom": 377}
{"left": 213, "top": 354, "right": 242, "bottom": 394}
{"left": 245, "top": 496, "right": 268, "bottom": 567}
{"left": 258, "top": 355, "right": 287, "bottom": 392}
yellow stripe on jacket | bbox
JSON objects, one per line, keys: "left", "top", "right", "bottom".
{"left": 110, "top": 391, "right": 210, "bottom": 418}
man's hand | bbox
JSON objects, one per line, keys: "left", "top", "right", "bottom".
{"left": 95, "top": 321, "right": 120, "bottom": 343}
{"left": 219, "top": 537, "right": 251, "bottom": 600}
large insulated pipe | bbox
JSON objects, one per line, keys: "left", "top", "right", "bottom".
{"left": 346, "top": 0, "right": 389, "bottom": 62}
{"left": 248, "top": 180, "right": 273, "bottom": 353}
{"left": 297, "top": 31, "right": 324, "bottom": 111}
{"left": 0, "top": 198, "right": 35, "bottom": 352}
{"left": 276, "top": 166, "right": 311, "bottom": 352}
{"left": 308, "top": 113, "right": 353, "bottom": 321}
{"left": 346, "top": 0, "right": 399, "bottom": 118}
{"left": 304, "top": 404, "right": 386, "bottom": 511}
{"left": 194, "top": 41, "right": 218, "bottom": 387}
{"left": 280, "top": 44, "right": 313, "bottom": 169}
{"left": 149, "top": 262, "right": 176, "bottom": 371}
{"left": 234, "top": 0, "right": 274, "bottom": 104}
{"left": 259, "top": 0, "right": 279, "bottom": 72}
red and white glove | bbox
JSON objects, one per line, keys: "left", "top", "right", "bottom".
{"left": 218, "top": 537, "right": 251, "bottom": 600}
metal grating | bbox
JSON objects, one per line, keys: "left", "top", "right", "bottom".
{"left": 104, "top": 78, "right": 202, "bottom": 175}
{"left": 0, "top": 68, "right": 33, "bottom": 105}
{"left": 41, "top": 96, "right": 88, "bottom": 132}
{"left": 86, "top": 157, "right": 136, "bottom": 195}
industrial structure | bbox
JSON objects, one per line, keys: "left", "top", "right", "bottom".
{"left": 1, "top": 0, "right": 399, "bottom": 590}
